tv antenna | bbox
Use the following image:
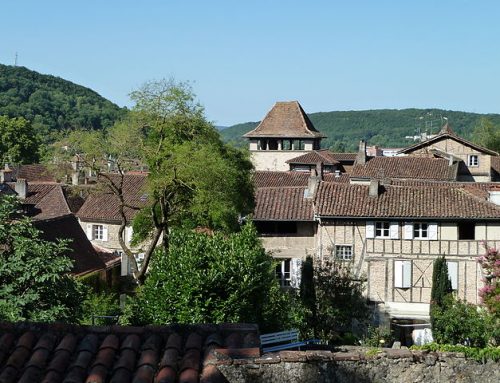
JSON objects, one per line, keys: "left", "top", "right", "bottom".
{"left": 14, "top": 52, "right": 18, "bottom": 66}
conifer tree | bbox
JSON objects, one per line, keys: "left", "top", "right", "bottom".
{"left": 430, "top": 255, "right": 453, "bottom": 328}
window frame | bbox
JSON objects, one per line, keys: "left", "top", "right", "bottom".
{"left": 413, "top": 223, "right": 429, "bottom": 239}
{"left": 375, "top": 221, "right": 391, "bottom": 238}
{"left": 275, "top": 258, "right": 291, "bottom": 287}
{"left": 92, "top": 224, "right": 104, "bottom": 241}
{"left": 335, "top": 245, "right": 353, "bottom": 261}
{"left": 467, "top": 154, "right": 479, "bottom": 167}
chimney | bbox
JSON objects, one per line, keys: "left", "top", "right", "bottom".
{"left": 356, "top": 140, "right": 367, "bottom": 165}
{"left": 315, "top": 162, "right": 324, "bottom": 181}
{"left": 0, "top": 164, "right": 13, "bottom": 183}
{"left": 305, "top": 167, "right": 321, "bottom": 199}
{"left": 15, "top": 178, "right": 27, "bottom": 199}
{"left": 369, "top": 179, "right": 380, "bottom": 197}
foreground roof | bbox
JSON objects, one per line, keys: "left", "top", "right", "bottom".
{"left": 350, "top": 157, "right": 458, "bottom": 181}
{"left": 77, "top": 174, "right": 148, "bottom": 224}
{"left": 0, "top": 321, "right": 259, "bottom": 383}
{"left": 315, "top": 182, "right": 500, "bottom": 219}
{"left": 254, "top": 187, "right": 314, "bottom": 221}
{"left": 243, "top": 101, "right": 325, "bottom": 138}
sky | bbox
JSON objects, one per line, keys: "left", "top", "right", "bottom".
{"left": 1, "top": 0, "right": 499, "bottom": 126}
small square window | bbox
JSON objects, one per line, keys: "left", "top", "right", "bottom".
{"left": 458, "top": 222, "right": 475, "bottom": 240}
{"left": 335, "top": 245, "right": 353, "bottom": 261}
{"left": 413, "top": 223, "right": 428, "bottom": 239}
{"left": 468, "top": 155, "right": 479, "bottom": 167}
{"left": 375, "top": 222, "right": 390, "bottom": 238}
{"left": 92, "top": 225, "right": 104, "bottom": 240}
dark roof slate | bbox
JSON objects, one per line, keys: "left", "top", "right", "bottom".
{"left": 315, "top": 182, "right": 500, "bottom": 219}
{"left": 0, "top": 321, "right": 259, "bottom": 383}
{"left": 12, "top": 164, "right": 57, "bottom": 183}
{"left": 244, "top": 101, "right": 325, "bottom": 138}
{"left": 350, "top": 157, "right": 457, "bottom": 181}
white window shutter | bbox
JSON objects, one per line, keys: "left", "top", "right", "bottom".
{"left": 447, "top": 261, "right": 458, "bottom": 290}
{"left": 404, "top": 223, "right": 414, "bottom": 239}
{"left": 290, "top": 258, "right": 302, "bottom": 288}
{"left": 403, "top": 261, "right": 412, "bottom": 288}
{"left": 428, "top": 223, "right": 438, "bottom": 240}
{"left": 366, "top": 221, "right": 375, "bottom": 238}
{"left": 102, "top": 225, "right": 108, "bottom": 242}
{"left": 120, "top": 252, "right": 128, "bottom": 276}
{"left": 394, "top": 261, "right": 403, "bottom": 288}
{"left": 125, "top": 226, "right": 133, "bottom": 245}
{"left": 86, "top": 224, "right": 92, "bottom": 240}
{"left": 390, "top": 222, "right": 399, "bottom": 239}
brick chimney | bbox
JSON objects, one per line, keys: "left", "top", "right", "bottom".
{"left": 356, "top": 140, "right": 367, "bottom": 165}
{"left": 369, "top": 179, "right": 380, "bottom": 197}
{"left": 15, "top": 179, "right": 27, "bottom": 199}
{"left": 0, "top": 164, "right": 13, "bottom": 183}
{"left": 305, "top": 167, "right": 321, "bottom": 199}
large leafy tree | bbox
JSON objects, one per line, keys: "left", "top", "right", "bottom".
{"left": 128, "top": 223, "right": 298, "bottom": 331}
{"left": 0, "top": 115, "right": 40, "bottom": 164}
{"left": 472, "top": 117, "right": 500, "bottom": 153}
{"left": 0, "top": 195, "right": 83, "bottom": 322}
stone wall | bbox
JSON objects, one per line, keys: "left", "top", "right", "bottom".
{"left": 212, "top": 348, "right": 499, "bottom": 383}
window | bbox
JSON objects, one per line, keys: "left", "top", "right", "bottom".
{"left": 282, "top": 140, "right": 292, "bottom": 150}
{"left": 458, "top": 222, "right": 475, "bottom": 240}
{"left": 335, "top": 245, "right": 353, "bottom": 261}
{"left": 276, "top": 259, "right": 291, "bottom": 287}
{"left": 87, "top": 224, "right": 107, "bottom": 241}
{"left": 468, "top": 155, "right": 479, "bottom": 167}
{"left": 413, "top": 223, "right": 428, "bottom": 239}
{"left": 375, "top": 222, "right": 390, "bottom": 238}
{"left": 394, "top": 260, "right": 412, "bottom": 289}
{"left": 255, "top": 221, "right": 297, "bottom": 235}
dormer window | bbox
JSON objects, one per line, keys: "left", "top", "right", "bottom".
{"left": 468, "top": 155, "right": 479, "bottom": 167}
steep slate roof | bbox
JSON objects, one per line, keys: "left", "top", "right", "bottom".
{"left": 398, "top": 123, "right": 499, "bottom": 156}
{"left": 286, "top": 150, "right": 340, "bottom": 165}
{"left": 254, "top": 171, "right": 349, "bottom": 188}
{"left": 315, "top": 182, "right": 500, "bottom": 219}
{"left": 253, "top": 187, "right": 314, "bottom": 221}
{"left": 350, "top": 157, "right": 458, "bottom": 181}
{"left": 34, "top": 215, "right": 106, "bottom": 276}
{"left": 243, "top": 101, "right": 325, "bottom": 138}
{"left": 30, "top": 185, "right": 72, "bottom": 220}
{"left": 0, "top": 321, "right": 259, "bottom": 383}
{"left": 77, "top": 174, "right": 148, "bottom": 224}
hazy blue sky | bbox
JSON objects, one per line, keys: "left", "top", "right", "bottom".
{"left": 1, "top": 0, "right": 499, "bottom": 126}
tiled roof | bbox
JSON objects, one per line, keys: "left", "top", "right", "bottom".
{"left": 243, "top": 101, "right": 325, "bottom": 138}
{"left": 31, "top": 185, "right": 72, "bottom": 220}
{"left": 398, "top": 124, "right": 499, "bottom": 156}
{"left": 93, "top": 245, "right": 121, "bottom": 269}
{"left": 328, "top": 153, "right": 357, "bottom": 162}
{"left": 77, "top": 174, "right": 148, "bottom": 224}
{"left": 315, "top": 182, "right": 500, "bottom": 219}
{"left": 254, "top": 171, "right": 349, "bottom": 188}
{"left": 0, "top": 321, "right": 259, "bottom": 383}
{"left": 254, "top": 187, "right": 314, "bottom": 221}
{"left": 34, "top": 215, "right": 106, "bottom": 276}
{"left": 286, "top": 150, "right": 340, "bottom": 165}
{"left": 350, "top": 157, "right": 457, "bottom": 181}
{"left": 12, "top": 164, "right": 57, "bottom": 183}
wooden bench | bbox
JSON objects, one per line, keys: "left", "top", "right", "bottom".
{"left": 260, "top": 329, "right": 319, "bottom": 353}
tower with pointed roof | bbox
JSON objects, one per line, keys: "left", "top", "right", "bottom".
{"left": 244, "top": 101, "right": 326, "bottom": 171}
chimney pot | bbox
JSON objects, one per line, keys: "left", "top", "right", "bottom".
{"left": 356, "top": 140, "right": 367, "bottom": 165}
{"left": 369, "top": 179, "right": 380, "bottom": 197}
{"left": 15, "top": 178, "right": 27, "bottom": 199}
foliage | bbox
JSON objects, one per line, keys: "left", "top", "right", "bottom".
{"left": 430, "top": 255, "right": 452, "bottom": 328}
{"left": 477, "top": 246, "right": 500, "bottom": 317}
{"left": 411, "top": 343, "right": 500, "bottom": 363}
{"left": 80, "top": 292, "right": 121, "bottom": 325}
{"left": 300, "top": 257, "right": 369, "bottom": 343}
{"left": 0, "top": 64, "right": 124, "bottom": 136}
{"left": 220, "top": 108, "right": 500, "bottom": 151}
{"left": 431, "top": 296, "right": 497, "bottom": 348}
{"left": 129, "top": 223, "right": 298, "bottom": 331}
{"left": 0, "top": 116, "right": 40, "bottom": 164}
{"left": 299, "top": 255, "right": 317, "bottom": 337}
{"left": 472, "top": 117, "right": 500, "bottom": 153}
{"left": 362, "top": 326, "right": 395, "bottom": 348}
{"left": 0, "top": 195, "right": 83, "bottom": 322}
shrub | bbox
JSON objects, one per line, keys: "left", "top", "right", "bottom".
{"left": 80, "top": 292, "right": 121, "bottom": 326}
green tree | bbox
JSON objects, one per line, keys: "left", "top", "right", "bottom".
{"left": 128, "top": 223, "right": 297, "bottom": 331}
{"left": 0, "top": 195, "right": 83, "bottom": 322}
{"left": 431, "top": 256, "right": 452, "bottom": 315}
{"left": 472, "top": 117, "right": 500, "bottom": 152}
{"left": 0, "top": 115, "right": 40, "bottom": 164}
{"left": 300, "top": 255, "right": 317, "bottom": 337}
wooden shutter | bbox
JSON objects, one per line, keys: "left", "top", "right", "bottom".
{"left": 447, "top": 261, "right": 458, "bottom": 290}
{"left": 428, "top": 223, "right": 438, "bottom": 240}
{"left": 120, "top": 252, "right": 128, "bottom": 276}
{"left": 366, "top": 221, "right": 375, "bottom": 238}
{"left": 402, "top": 261, "right": 412, "bottom": 288}
{"left": 86, "top": 224, "right": 92, "bottom": 240}
{"left": 290, "top": 258, "right": 303, "bottom": 288}
{"left": 404, "top": 223, "right": 413, "bottom": 239}
{"left": 102, "top": 225, "right": 108, "bottom": 242}
{"left": 390, "top": 222, "right": 399, "bottom": 239}
{"left": 125, "top": 226, "right": 133, "bottom": 245}
{"left": 395, "top": 260, "right": 412, "bottom": 288}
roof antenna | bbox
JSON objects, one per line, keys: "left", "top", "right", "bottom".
{"left": 14, "top": 52, "right": 18, "bottom": 66}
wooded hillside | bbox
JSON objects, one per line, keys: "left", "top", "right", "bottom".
{"left": 220, "top": 109, "right": 500, "bottom": 151}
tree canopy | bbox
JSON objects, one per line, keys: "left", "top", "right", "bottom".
{"left": 0, "top": 115, "right": 40, "bottom": 164}
{"left": 0, "top": 195, "right": 83, "bottom": 322}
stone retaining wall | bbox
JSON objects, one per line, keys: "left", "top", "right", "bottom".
{"left": 209, "top": 348, "right": 499, "bottom": 383}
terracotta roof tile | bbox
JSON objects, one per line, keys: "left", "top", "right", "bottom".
{"left": 350, "top": 157, "right": 457, "bottom": 181}
{"left": 286, "top": 150, "right": 340, "bottom": 165}
{"left": 13, "top": 164, "right": 56, "bottom": 183}
{"left": 77, "top": 174, "right": 148, "bottom": 224}
{"left": 254, "top": 187, "right": 314, "bottom": 221}
{"left": 244, "top": 101, "right": 325, "bottom": 138}
{"left": 315, "top": 182, "right": 500, "bottom": 219}
{"left": 254, "top": 171, "right": 349, "bottom": 188}
{"left": 0, "top": 322, "right": 258, "bottom": 383}
{"left": 329, "top": 153, "right": 357, "bottom": 162}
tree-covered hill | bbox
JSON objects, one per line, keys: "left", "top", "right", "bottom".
{"left": 220, "top": 109, "right": 500, "bottom": 151}
{"left": 0, "top": 64, "right": 125, "bottom": 136}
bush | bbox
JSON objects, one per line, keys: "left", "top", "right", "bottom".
{"left": 80, "top": 292, "right": 121, "bottom": 325}
{"left": 362, "top": 326, "right": 395, "bottom": 348}
{"left": 412, "top": 343, "right": 500, "bottom": 363}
